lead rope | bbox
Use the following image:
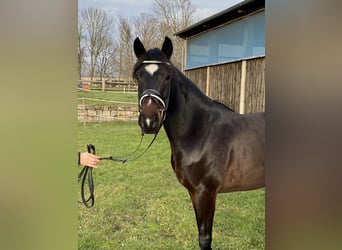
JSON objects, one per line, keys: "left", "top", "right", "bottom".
{"left": 98, "top": 133, "right": 145, "bottom": 163}
{"left": 78, "top": 144, "right": 96, "bottom": 208}
{"left": 78, "top": 132, "right": 159, "bottom": 208}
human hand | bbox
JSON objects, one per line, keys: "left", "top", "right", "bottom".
{"left": 80, "top": 152, "right": 100, "bottom": 168}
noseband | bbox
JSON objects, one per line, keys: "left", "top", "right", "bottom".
{"left": 139, "top": 88, "right": 167, "bottom": 122}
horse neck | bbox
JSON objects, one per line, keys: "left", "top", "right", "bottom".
{"left": 163, "top": 69, "right": 218, "bottom": 140}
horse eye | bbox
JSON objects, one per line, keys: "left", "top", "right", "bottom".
{"left": 165, "top": 75, "right": 170, "bottom": 81}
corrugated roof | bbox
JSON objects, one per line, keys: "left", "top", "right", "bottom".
{"left": 175, "top": 0, "right": 265, "bottom": 39}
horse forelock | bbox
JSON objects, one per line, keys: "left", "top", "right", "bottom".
{"left": 133, "top": 48, "right": 171, "bottom": 73}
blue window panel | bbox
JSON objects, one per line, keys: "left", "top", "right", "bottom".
{"left": 186, "top": 11, "right": 265, "bottom": 69}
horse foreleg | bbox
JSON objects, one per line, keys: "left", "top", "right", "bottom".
{"left": 189, "top": 188, "right": 217, "bottom": 250}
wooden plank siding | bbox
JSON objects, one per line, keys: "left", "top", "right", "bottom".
{"left": 244, "top": 57, "right": 265, "bottom": 113}
{"left": 209, "top": 62, "right": 242, "bottom": 112}
{"left": 184, "top": 67, "right": 207, "bottom": 93}
{"left": 184, "top": 56, "right": 265, "bottom": 114}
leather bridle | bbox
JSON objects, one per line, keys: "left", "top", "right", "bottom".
{"left": 138, "top": 60, "right": 172, "bottom": 131}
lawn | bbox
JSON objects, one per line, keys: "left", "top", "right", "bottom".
{"left": 77, "top": 90, "right": 138, "bottom": 106}
{"left": 78, "top": 122, "right": 265, "bottom": 250}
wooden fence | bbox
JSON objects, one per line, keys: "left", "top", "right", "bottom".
{"left": 184, "top": 56, "right": 265, "bottom": 114}
{"left": 78, "top": 77, "right": 137, "bottom": 92}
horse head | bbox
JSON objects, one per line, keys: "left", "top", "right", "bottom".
{"left": 133, "top": 36, "right": 174, "bottom": 134}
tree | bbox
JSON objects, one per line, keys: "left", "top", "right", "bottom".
{"left": 95, "top": 38, "right": 118, "bottom": 78}
{"left": 132, "top": 13, "right": 160, "bottom": 49}
{"left": 153, "top": 0, "right": 196, "bottom": 69}
{"left": 78, "top": 13, "right": 85, "bottom": 80}
{"left": 80, "top": 7, "right": 114, "bottom": 81}
{"left": 78, "top": 0, "right": 198, "bottom": 80}
{"left": 153, "top": 0, "right": 196, "bottom": 32}
{"left": 117, "top": 15, "right": 134, "bottom": 80}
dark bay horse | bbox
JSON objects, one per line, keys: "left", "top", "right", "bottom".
{"left": 133, "top": 36, "right": 265, "bottom": 250}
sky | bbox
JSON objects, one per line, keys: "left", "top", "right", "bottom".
{"left": 78, "top": 0, "right": 243, "bottom": 21}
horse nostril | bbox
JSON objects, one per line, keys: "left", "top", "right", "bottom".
{"left": 152, "top": 115, "right": 158, "bottom": 122}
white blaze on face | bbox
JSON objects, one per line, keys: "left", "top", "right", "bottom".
{"left": 145, "top": 118, "right": 151, "bottom": 127}
{"left": 144, "top": 64, "right": 159, "bottom": 76}
{"left": 147, "top": 98, "right": 152, "bottom": 106}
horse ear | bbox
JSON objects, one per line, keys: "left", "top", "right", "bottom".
{"left": 133, "top": 37, "right": 146, "bottom": 58}
{"left": 162, "top": 36, "right": 173, "bottom": 59}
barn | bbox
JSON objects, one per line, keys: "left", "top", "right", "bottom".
{"left": 175, "top": 0, "right": 265, "bottom": 114}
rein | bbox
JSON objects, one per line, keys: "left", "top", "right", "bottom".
{"left": 78, "top": 132, "right": 159, "bottom": 208}
{"left": 99, "top": 132, "right": 158, "bottom": 163}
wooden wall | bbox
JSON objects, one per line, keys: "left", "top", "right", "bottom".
{"left": 184, "top": 56, "right": 265, "bottom": 114}
{"left": 244, "top": 57, "right": 265, "bottom": 113}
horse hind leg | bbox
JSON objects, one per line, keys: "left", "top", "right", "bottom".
{"left": 189, "top": 189, "right": 217, "bottom": 250}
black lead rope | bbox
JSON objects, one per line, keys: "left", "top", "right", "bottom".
{"left": 78, "top": 144, "right": 95, "bottom": 208}
{"left": 99, "top": 132, "right": 158, "bottom": 163}
{"left": 78, "top": 132, "right": 158, "bottom": 208}
{"left": 98, "top": 133, "right": 145, "bottom": 163}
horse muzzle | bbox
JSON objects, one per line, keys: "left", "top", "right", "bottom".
{"left": 139, "top": 112, "right": 161, "bottom": 134}
{"left": 138, "top": 89, "right": 166, "bottom": 134}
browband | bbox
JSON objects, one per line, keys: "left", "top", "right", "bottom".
{"left": 142, "top": 60, "right": 171, "bottom": 66}
{"left": 142, "top": 60, "right": 162, "bottom": 64}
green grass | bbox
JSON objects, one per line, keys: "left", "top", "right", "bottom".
{"left": 78, "top": 91, "right": 138, "bottom": 106}
{"left": 78, "top": 122, "right": 265, "bottom": 250}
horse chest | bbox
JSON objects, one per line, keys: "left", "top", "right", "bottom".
{"left": 170, "top": 150, "right": 220, "bottom": 191}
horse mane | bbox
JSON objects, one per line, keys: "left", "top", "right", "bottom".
{"left": 212, "top": 99, "right": 236, "bottom": 112}
{"left": 175, "top": 68, "right": 236, "bottom": 113}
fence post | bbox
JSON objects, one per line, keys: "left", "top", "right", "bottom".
{"left": 206, "top": 66, "right": 210, "bottom": 96}
{"left": 239, "top": 60, "right": 247, "bottom": 114}
{"left": 102, "top": 78, "right": 105, "bottom": 92}
{"left": 83, "top": 97, "right": 86, "bottom": 128}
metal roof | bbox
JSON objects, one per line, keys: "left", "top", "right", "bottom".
{"left": 175, "top": 0, "right": 265, "bottom": 39}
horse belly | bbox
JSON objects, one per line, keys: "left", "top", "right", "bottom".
{"left": 219, "top": 150, "right": 264, "bottom": 193}
{"left": 219, "top": 165, "right": 264, "bottom": 192}
{"left": 219, "top": 119, "right": 265, "bottom": 192}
